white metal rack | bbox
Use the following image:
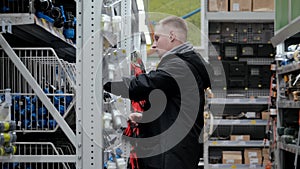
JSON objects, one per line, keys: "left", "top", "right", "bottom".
{"left": 0, "top": 34, "right": 77, "bottom": 166}
{"left": 76, "top": 0, "right": 103, "bottom": 167}
{"left": 0, "top": 48, "right": 75, "bottom": 132}
{"left": 0, "top": 0, "right": 140, "bottom": 168}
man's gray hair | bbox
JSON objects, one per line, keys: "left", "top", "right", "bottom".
{"left": 158, "top": 16, "right": 188, "bottom": 42}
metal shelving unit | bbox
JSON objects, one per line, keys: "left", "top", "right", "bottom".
{"left": 1, "top": 0, "right": 149, "bottom": 168}
{"left": 271, "top": 13, "right": 300, "bottom": 167}
{"left": 0, "top": 28, "right": 77, "bottom": 167}
{"left": 273, "top": 56, "right": 300, "bottom": 169}
{"left": 202, "top": 0, "right": 275, "bottom": 168}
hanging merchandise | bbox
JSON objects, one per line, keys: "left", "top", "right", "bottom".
{"left": 63, "top": 11, "right": 76, "bottom": 39}
{"left": 103, "top": 48, "right": 128, "bottom": 84}
{"left": 123, "top": 51, "right": 147, "bottom": 169}
{"left": 34, "top": 0, "right": 53, "bottom": 12}
{"left": 0, "top": 132, "right": 17, "bottom": 145}
{"left": 103, "top": 92, "right": 125, "bottom": 130}
{"left": 34, "top": 0, "right": 76, "bottom": 33}
{"left": 104, "top": 147, "right": 127, "bottom": 169}
{"left": 0, "top": 121, "right": 16, "bottom": 132}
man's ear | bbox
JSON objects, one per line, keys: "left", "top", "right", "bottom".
{"left": 169, "top": 31, "right": 176, "bottom": 42}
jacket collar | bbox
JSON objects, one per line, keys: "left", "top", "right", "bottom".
{"left": 161, "top": 42, "right": 194, "bottom": 60}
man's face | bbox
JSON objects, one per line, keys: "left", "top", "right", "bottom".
{"left": 152, "top": 25, "right": 173, "bottom": 58}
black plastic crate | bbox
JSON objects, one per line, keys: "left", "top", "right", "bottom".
{"left": 223, "top": 44, "right": 238, "bottom": 60}
{"left": 221, "top": 36, "right": 237, "bottom": 43}
{"left": 257, "top": 44, "right": 275, "bottom": 57}
{"left": 229, "top": 61, "right": 247, "bottom": 77}
{"left": 237, "top": 23, "right": 251, "bottom": 33}
{"left": 248, "top": 65, "right": 270, "bottom": 76}
{"left": 248, "top": 77, "right": 270, "bottom": 88}
{"left": 263, "top": 23, "right": 274, "bottom": 31}
{"left": 240, "top": 44, "right": 256, "bottom": 57}
{"left": 0, "top": 0, "right": 30, "bottom": 13}
{"left": 209, "top": 22, "right": 221, "bottom": 34}
{"left": 247, "top": 65, "right": 271, "bottom": 88}
{"left": 251, "top": 34, "right": 262, "bottom": 43}
{"left": 248, "top": 66, "right": 260, "bottom": 76}
{"left": 260, "top": 67, "right": 272, "bottom": 82}
{"left": 238, "top": 33, "right": 249, "bottom": 43}
{"left": 252, "top": 23, "right": 264, "bottom": 34}
{"left": 222, "top": 61, "right": 248, "bottom": 88}
{"left": 209, "top": 43, "right": 221, "bottom": 59}
{"left": 228, "top": 77, "right": 248, "bottom": 88}
{"left": 221, "top": 23, "right": 236, "bottom": 36}
{"left": 261, "top": 30, "right": 274, "bottom": 44}
{"left": 223, "top": 35, "right": 237, "bottom": 43}
{"left": 209, "top": 34, "right": 221, "bottom": 43}
{"left": 248, "top": 77, "right": 262, "bottom": 88}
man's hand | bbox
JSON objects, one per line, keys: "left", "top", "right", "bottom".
{"left": 128, "top": 112, "right": 143, "bottom": 126}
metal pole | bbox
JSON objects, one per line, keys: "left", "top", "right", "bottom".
{"left": 76, "top": 0, "right": 103, "bottom": 168}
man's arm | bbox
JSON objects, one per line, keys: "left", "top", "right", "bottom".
{"left": 103, "top": 77, "right": 132, "bottom": 98}
{"left": 129, "top": 70, "right": 177, "bottom": 102}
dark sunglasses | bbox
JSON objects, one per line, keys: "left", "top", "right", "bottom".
{"left": 154, "top": 35, "right": 160, "bottom": 41}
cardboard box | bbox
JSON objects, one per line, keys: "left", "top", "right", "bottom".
{"left": 261, "top": 111, "right": 270, "bottom": 120}
{"left": 262, "top": 148, "right": 269, "bottom": 154}
{"left": 209, "top": 0, "right": 228, "bottom": 12}
{"left": 230, "top": 135, "right": 250, "bottom": 141}
{"left": 253, "top": 0, "right": 274, "bottom": 12}
{"left": 244, "top": 148, "right": 262, "bottom": 165}
{"left": 222, "top": 151, "right": 242, "bottom": 164}
{"left": 230, "top": 0, "right": 252, "bottom": 11}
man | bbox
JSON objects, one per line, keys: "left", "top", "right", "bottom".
{"left": 106, "top": 16, "right": 210, "bottom": 169}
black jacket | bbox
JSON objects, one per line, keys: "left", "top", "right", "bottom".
{"left": 129, "top": 51, "right": 210, "bottom": 169}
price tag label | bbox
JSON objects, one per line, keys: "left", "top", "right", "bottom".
{"left": 250, "top": 120, "right": 256, "bottom": 124}
{"left": 231, "top": 165, "right": 237, "bottom": 169}
{"left": 212, "top": 141, "right": 218, "bottom": 145}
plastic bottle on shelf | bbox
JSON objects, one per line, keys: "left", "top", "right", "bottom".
{"left": 103, "top": 112, "right": 112, "bottom": 129}
{"left": 107, "top": 161, "right": 117, "bottom": 169}
{"left": 112, "top": 109, "right": 122, "bottom": 129}
{"left": 116, "top": 158, "right": 126, "bottom": 169}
